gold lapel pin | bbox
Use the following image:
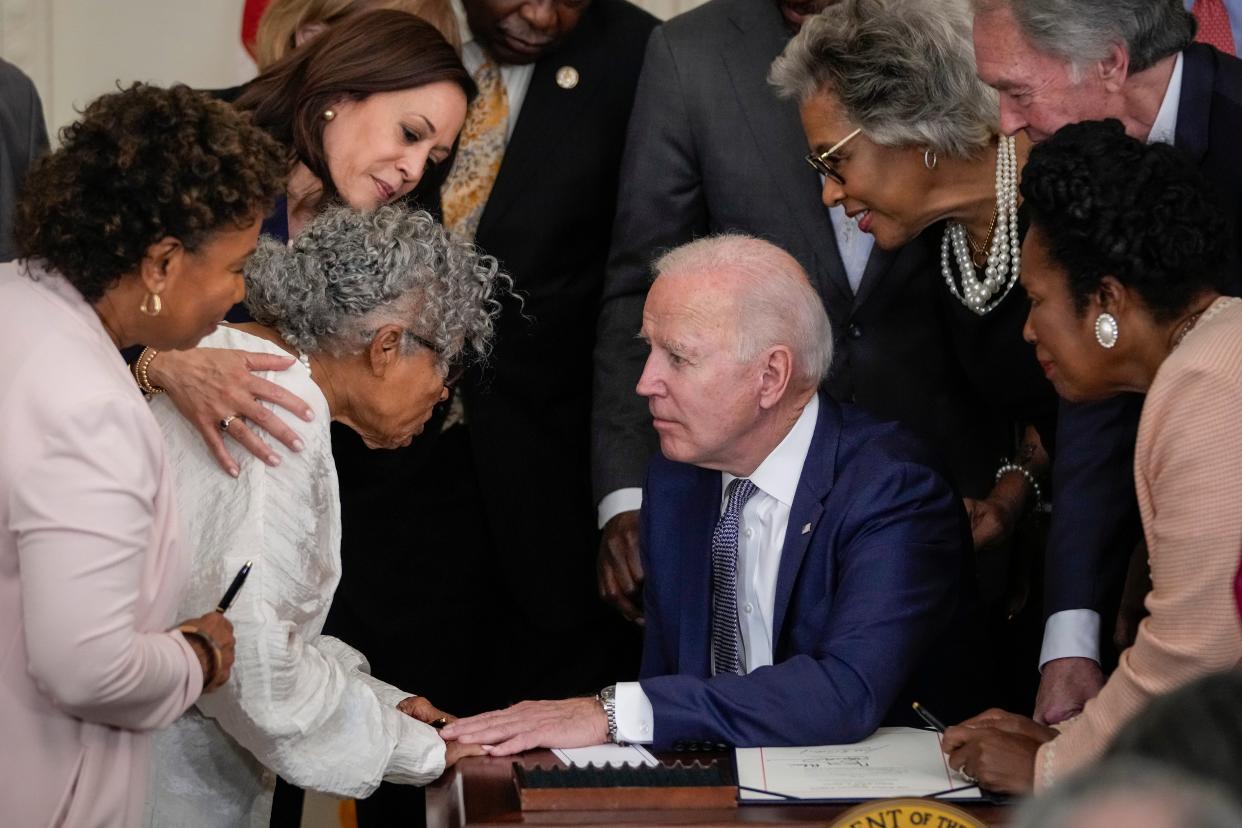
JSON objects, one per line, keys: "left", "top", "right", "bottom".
{"left": 556, "top": 65, "right": 580, "bottom": 90}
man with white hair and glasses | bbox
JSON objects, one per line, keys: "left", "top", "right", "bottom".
{"left": 439, "top": 235, "right": 979, "bottom": 752}
{"left": 970, "top": 0, "right": 1242, "bottom": 727}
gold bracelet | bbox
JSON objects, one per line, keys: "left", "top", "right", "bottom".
{"left": 133, "top": 347, "right": 166, "bottom": 396}
{"left": 177, "top": 623, "right": 223, "bottom": 689}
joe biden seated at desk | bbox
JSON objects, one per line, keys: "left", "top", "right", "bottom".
{"left": 442, "top": 235, "right": 978, "bottom": 752}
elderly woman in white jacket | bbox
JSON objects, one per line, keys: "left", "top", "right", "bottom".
{"left": 144, "top": 204, "right": 505, "bottom": 826}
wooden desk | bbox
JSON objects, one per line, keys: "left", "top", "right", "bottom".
{"left": 427, "top": 751, "right": 1012, "bottom": 827}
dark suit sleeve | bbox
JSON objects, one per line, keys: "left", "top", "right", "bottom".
{"left": 0, "top": 61, "right": 48, "bottom": 263}
{"left": 22, "top": 79, "right": 48, "bottom": 165}
{"left": 591, "top": 26, "right": 707, "bottom": 505}
{"left": 1043, "top": 395, "right": 1143, "bottom": 623}
{"left": 636, "top": 471, "right": 675, "bottom": 679}
{"left": 638, "top": 461, "right": 965, "bottom": 748}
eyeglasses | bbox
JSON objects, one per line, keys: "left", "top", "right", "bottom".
{"left": 407, "top": 332, "right": 466, "bottom": 387}
{"left": 804, "top": 128, "right": 862, "bottom": 185}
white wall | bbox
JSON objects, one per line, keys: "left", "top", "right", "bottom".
{"left": 2, "top": 0, "right": 252, "bottom": 141}
{"left": 1, "top": 0, "right": 704, "bottom": 142}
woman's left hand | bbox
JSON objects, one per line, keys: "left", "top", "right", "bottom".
{"left": 941, "top": 709, "right": 1055, "bottom": 794}
{"left": 398, "top": 695, "right": 457, "bottom": 728}
{"left": 444, "top": 740, "right": 487, "bottom": 769}
{"left": 963, "top": 494, "right": 1020, "bottom": 550}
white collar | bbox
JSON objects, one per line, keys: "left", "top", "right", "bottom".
{"left": 1148, "top": 51, "right": 1184, "bottom": 146}
{"left": 722, "top": 395, "right": 820, "bottom": 509}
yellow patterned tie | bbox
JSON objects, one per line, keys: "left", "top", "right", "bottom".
{"left": 442, "top": 56, "right": 509, "bottom": 241}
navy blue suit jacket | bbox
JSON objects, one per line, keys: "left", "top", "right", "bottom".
{"left": 636, "top": 395, "right": 978, "bottom": 749}
{"left": 1044, "top": 45, "right": 1242, "bottom": 630}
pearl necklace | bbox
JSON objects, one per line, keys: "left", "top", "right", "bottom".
{"left": 941, "top": 135, "right": 1020, "bottom": 316}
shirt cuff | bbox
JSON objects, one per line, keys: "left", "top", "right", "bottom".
{"left": 598, "top": 488, "right": 643, "bottom": 530}
{"left": 614, "top": 681, "right": 654, "bottom": 744}
{"left": 1039, "top": 609, "right": 1101, "bottom": 669}
{"left": 383, "top": 710, "right": 447, "bottom": 786}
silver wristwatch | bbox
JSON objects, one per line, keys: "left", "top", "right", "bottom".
{"left": 596, "top": 684, "right": 619, "bottom": 743}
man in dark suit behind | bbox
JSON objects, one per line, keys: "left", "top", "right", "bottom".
{"left": 321, "top": 0, "right": 656, "bottom": 822}
{"left": 971, "top": 0, "right": 1242, "bottom": 726}
{"left": 0, "top": 58, "right": 48, "bottom": 263}
{"left": 592, "top": 0, "right": 1022, "bottom": 633}
{"left": 441, "top": 235, "right": 978, "bottom": 753}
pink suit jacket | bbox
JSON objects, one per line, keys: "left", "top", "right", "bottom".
{"left": 0, "top": 261, "right": 201, "bottom": 827}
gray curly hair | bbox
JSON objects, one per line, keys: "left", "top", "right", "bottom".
{"left": 769, "top": 0, "right": 998, "bottom": 159}
{"left": 244, "top": 204, "right": 506, "bottom": 368}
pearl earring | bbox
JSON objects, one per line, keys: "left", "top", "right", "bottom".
{"left": 140, "top": 292, "right": 163, "bottom": 316}
{"left": 924, "top": 149, "right": 938, "bottom": 170}
{"left": 322, "top": 109, "right": 336, "bottom": 121}
{"left": 1095, "top": 312, "right": 1119, "bottom": 348}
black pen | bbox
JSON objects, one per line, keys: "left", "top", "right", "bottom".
{"left": 216, "top": 561, "right": 253, "bottom": 613}
{"left": 912, "top": 701, "right": 948, "bottom": 733}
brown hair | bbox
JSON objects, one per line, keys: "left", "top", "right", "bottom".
{"left": 15, "top": 83, "right": 286, "bottom": 303}
{"left": 236, "top": 8, "right": 474, "bottom": 204}
{"left": 254, "top": 0, "right": 461, "bottom": 70}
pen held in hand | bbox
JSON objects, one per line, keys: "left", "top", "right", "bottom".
{"left": 216, "top": 561, "right": 253, "bottom": 613}
{"left": 912, "top": 701, "right": 948, "bottom": 733}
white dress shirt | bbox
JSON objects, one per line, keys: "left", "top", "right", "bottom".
{"left": 830, "top": 204, "right": 876, "bottom": 293}
{"left": 1039, "top": 52, "right": 1184, "bottom": 671}
{"left": 452, "top": 0, "right": 534, "bottom": 142}
{"left": 615, "top": 396, "right": 820, "bottom": 743}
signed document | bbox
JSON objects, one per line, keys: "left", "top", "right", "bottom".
{"left": 735, "top": 727, "right": 979, "bottom": 802}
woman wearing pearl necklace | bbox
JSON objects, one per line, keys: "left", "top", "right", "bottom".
{"left": 771, "top": 0, "right": 1056, "bottom": 567}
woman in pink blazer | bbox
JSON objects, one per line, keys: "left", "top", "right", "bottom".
{"left": 0, "top": 84, "right": 285, "bottom": 827}
{"left": 942, "top": 121, "right": 1242, "bottom": 792}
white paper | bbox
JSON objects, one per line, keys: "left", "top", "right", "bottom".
{"left": 553, "top": 744, "right": 659, "bottom": 768}
{"left": 735, "top": 727, "right": 980, "bottom": 802}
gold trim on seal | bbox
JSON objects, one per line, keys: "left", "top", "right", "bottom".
{"left": 830, "top": 798, "right": 990, "bottom": 828}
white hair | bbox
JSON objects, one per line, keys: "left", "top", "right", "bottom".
{"left": 972, "top": 0, "right": 1195, "bottom": 77}
{"left": 653, "top": 235, "right": 833, "bottom": 388}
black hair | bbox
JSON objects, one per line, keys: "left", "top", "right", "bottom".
{"left": 1020, "top": 118, "right": 1229, "bottom": 322}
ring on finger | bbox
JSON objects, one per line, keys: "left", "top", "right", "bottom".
{"left": 219, "top": 414, "right": 241, "bottom": 431}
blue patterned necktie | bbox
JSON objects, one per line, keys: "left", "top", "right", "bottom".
{"left": 711, "top": 478, "right": 758, "bottom": 676}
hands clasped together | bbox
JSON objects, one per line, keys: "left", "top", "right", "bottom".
{"left": 941, "top": 708, "right": 1058, "bottom": 794}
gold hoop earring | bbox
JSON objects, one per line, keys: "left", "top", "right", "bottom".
{"left": 140, "top": 292, "right": 163, "bottom": 316}
{"left": 322, "top": 109, "right": 336, "bottom": 121}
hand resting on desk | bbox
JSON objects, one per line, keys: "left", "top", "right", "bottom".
{"left": 441, "top": 698, "right": 609, "bottom": 756}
